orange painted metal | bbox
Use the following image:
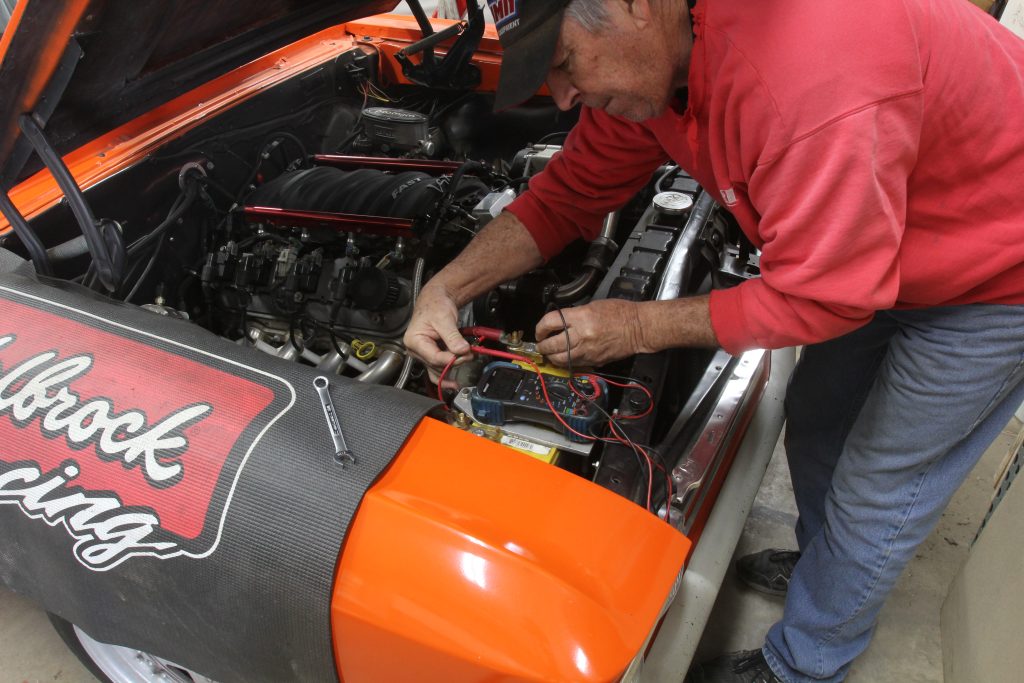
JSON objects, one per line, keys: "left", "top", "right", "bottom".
{"left": 344, "top": 14, "right": 509, "bottom": 92}
{"left": 0, "top": 13, "right": 539, "bottom": 237}
{"left": 331, "top": 417, "right": 690, "bottom": 683}
{"left": 0, "top": 23, "right": 365, "bottom": 235}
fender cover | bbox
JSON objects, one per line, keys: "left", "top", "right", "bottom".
{"left": 0, "top": 251, "right": 437, "bottom": 682}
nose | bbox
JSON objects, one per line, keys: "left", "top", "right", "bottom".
{"left": 547, "top": 72, "right": 581, "bottom": 111}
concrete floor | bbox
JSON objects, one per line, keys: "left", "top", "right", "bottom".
{"left": 0, "top": 590, "right": 93, "bottom": 682}
{"left": 2, "top": 422, "right": 1018, "bottom": 683}
{"left": 694, "top": 420, "right": 1021, "bottom": 682}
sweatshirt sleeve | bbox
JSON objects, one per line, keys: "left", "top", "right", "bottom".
{"left": 709, "top": 93, "right": 923, "bottom": 353}
{"left": 506, "top": 106, "right": 670, "bottom": 260}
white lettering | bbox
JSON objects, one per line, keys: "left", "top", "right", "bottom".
{"left": 0, "top": 335, "right": 212, "bottom": 486}
{"left": 0, "top": 460, "right": 176, "bottom": 570}
{"left": 497, "top": 17, "right": 520, "bottom": 35}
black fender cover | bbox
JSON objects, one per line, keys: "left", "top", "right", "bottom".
{"left": 0, "top": 253, "right": 437, "bottom": 682}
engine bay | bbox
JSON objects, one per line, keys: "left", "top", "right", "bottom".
{"left": 4, "top": 34, "right": 762, "bottom": 526}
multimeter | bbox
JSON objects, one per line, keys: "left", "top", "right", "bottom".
{"left": 469, "top": 362, "right": 609, "bottom": 443}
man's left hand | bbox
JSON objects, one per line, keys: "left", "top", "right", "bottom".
{"left": 535, "top": 299, "right": 649, "bottom": 367}
{"left": 535, "top": 295, "right": 719, "bottom": 367}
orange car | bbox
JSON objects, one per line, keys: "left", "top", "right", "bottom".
{"left": 0, "top": 2, "right": 791, "bottom": 682}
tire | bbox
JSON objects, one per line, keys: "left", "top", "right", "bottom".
{"left": 47, "top": 613, "right": 216, "bottom": 683}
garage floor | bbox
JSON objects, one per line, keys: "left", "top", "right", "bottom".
{"left": 2, "top": 420, "right": 1018, "bottom": 683}
{"left": 693, "top": 419, "right": 1020, "bottom": 682}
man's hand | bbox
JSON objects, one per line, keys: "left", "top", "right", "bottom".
{"left": 403, "top": 283, "right": 471, "bottom": 382}
{"left": 535, "top": 299, "right": 649, "bottom": 367}
{"left": 535, "top": 296, "right": 719, "bottom": 367}
{"left": 402, "top": 212, "right": 545, "bottom": 383}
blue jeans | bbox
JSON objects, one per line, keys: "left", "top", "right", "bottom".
{"left": 763, "top": 305, "right": 1024, "bottom": 683}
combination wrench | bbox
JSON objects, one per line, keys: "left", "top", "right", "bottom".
{"left": 313, "top": 376, "right": 356, "bottom": 467}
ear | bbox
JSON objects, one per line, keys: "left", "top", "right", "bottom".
{"left": 624, "top": 0, "right": 653, "bottom": 30}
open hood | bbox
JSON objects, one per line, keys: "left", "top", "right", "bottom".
{"left": 0, "top": 0, "right": 398, "bottom": 187}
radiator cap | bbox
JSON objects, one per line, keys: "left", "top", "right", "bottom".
{"left": 652, "top": 191, "right": 694, "bottom": 215}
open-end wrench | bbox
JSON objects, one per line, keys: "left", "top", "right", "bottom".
{"left": 314, "top": 376, "right": 356, "bottom": 467}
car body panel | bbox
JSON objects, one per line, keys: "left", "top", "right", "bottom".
{"left": 332, "top": 417, "right": 690, "bottom": 682}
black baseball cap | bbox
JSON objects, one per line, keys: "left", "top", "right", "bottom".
{"left": 487, "top": 0, "right": 572, "bottom": 110}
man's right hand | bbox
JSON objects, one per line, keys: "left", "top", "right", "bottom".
{"left": 402, "top": 211, "right": 546, "bottom": 384}
{"left": 404, "top": 282, "right": 472, "bottom": 383}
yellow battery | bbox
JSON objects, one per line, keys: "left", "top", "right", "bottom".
{"left": 464, "top": 416, "right": 560, "bottom": 464}
{"left": 494, "top": 430, "right": 560, "bottom": 464}
{"left": 454, "top": 393, "right": 562, "bottom": 465}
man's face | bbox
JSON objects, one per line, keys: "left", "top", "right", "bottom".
{"left": 546, "top": 0, "right": 691, "bottom": 122}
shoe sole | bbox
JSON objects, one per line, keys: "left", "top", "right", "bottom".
{"left": 736, "top": 572, "right": 789, "bottom": 597}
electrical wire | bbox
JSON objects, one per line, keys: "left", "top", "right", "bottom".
{"left": 537, "top": 131, "right": 570, "bottom": 145}
{"left": 436, "top": 311, "right": 671, "bottom": 519}
{"left": 126, "top": 181, "right": 199, "bottom": 258}
{"left": 438, "top": 355, "right": 459, "bottom": 402}
{"left": 554, "top": 307, "right": 669, "bottom": 519}
{"left": 123, "top": 230, "right": 168, "bottom": 303}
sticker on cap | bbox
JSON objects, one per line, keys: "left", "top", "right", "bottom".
{"left": 488, "top": 0, "right": 520, "bottom": 34}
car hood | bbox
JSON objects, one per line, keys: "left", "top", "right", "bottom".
{"left": 0, "top": 0, "right": 398, "bottom": 186}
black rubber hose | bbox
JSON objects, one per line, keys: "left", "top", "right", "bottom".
{"left": 270, "top": 131, "right": 308, "bottom": 162}
{"left": 233, "top": 133, "right": 309, "bottom": 205}
{"left": 547, "top": 225, "right": 620, "bottom": 306}
{"left": 45, "top": 227, "right": 121, "bottom": 270}
{"left": 548, "top": 267, "right": 603, "bottom": 306}
{"left": 46, "top": 234, "right": 89, "bottom": 264}
{"left": 401, "top": 21, "right": 463, "bottom": 58}
{"left": 443, "top": 161, "right": 486, "bottom": 205}
{"left": 19, "top": 114, "right": 121, "bottom": 291}
{"left": 0, "top": 191, "right": 52, "bottom": 276}
{"left": 405, "top": 0, "right": 437, "bottom": 64}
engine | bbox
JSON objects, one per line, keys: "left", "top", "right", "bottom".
{"left": 190, "top": 143, "right": 524, "bottom": 389}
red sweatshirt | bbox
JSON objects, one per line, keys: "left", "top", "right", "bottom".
{"left": 506, "top": 0, "right": 1024, "bottom": 354}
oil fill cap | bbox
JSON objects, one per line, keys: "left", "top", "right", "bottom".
{"left": 653, "top": 191, "right": 694, "bottom": 215}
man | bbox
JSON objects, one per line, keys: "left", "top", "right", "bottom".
{"left": 404, "top": 0, "right": 1024, "bottom": 680}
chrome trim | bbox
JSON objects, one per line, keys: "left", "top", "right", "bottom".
{"left": 669, "top": 349, "right": 768, "bottom": 534}
{"left": 660, "top": 348, "right": 734, "bottom": 449}
{"left": 655, "top": 191, "right": 717, "bottom": 302}
{"left": 641, "top": 347, "right": 795, "bottom": 683}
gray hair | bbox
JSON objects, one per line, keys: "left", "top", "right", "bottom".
{"left": 566, "top": 0, "right": 610, "bottom": 32}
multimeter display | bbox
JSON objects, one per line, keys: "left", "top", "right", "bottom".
{"left": 479, "top": 366, "right": 526, "bottom": 400}
{"left": 470, "top": 362, "right": 608, "bottom": 443}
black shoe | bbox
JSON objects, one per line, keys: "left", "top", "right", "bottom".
{"left": 685, "top": 649, "right": 784, "bottom": 683}
{"left": 736, "top": 549, "right": 800, "bottom": 596}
